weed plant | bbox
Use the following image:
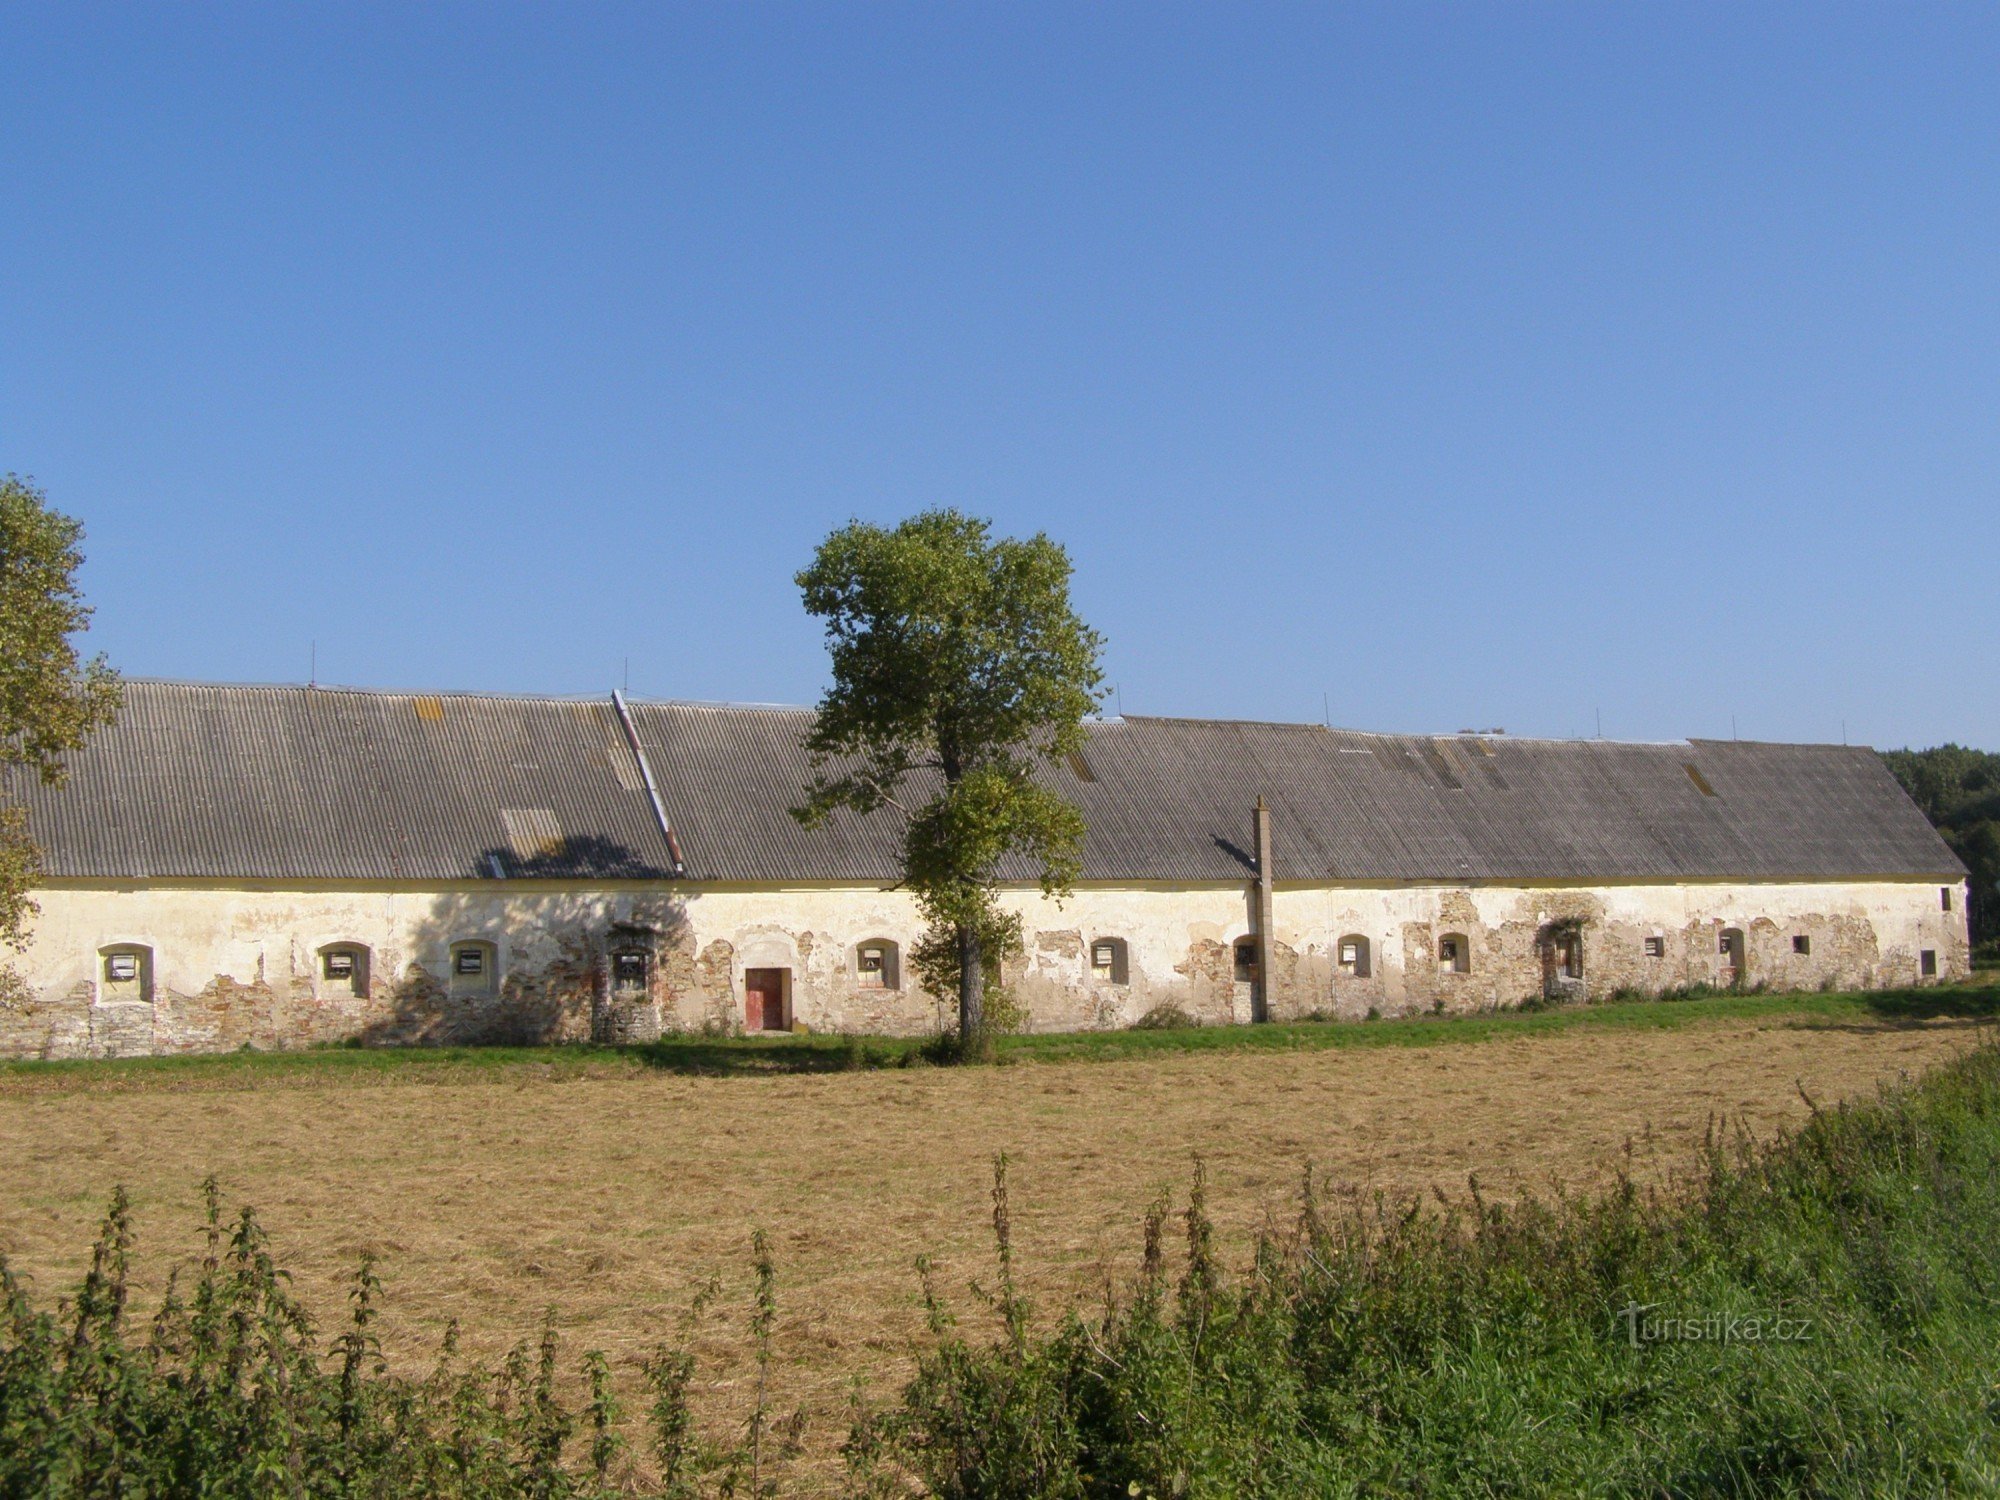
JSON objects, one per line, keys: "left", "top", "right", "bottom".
{"left": 8, "top": 1036, "right": 2000, "bottom": 1494}
{"left": 0, "top": 1180, "right": 785, "bottom": 1498}
{"left": 862, "top": 1044, "right": 2000, "bottom": 1496}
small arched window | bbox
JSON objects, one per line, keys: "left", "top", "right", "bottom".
{"left": 99, "top": 944, "right": 154, "bottom": 1004}
{"left": 1718, "top": 927, "right": 1745, "bottom": 987}
{"left": 1233, "top": 938, "right": 1258, "bottom": 983}
{"left": 1091, "top": 937, "right": 1130, "bottom": 986}
{"left": 319, "top": 942, "right": 371, "bottom": 999}
{"left": 610, "top": 947, "right": 651, "bottom": 995}
{"left": 1337, "top": 935, "right": 1372, "bottom": 980}
{"left": 450, "top": 940, "right": 498, "bottom": 998}
{"left": 856, "top": 940, "right": 901, "bottom": 990}
{"left": 1437, "top": 933, "right": 1470, "bottom": 975}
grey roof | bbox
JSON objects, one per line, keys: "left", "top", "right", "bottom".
{"left": 4, "top": 679, "right": 1965, "bottom": 885}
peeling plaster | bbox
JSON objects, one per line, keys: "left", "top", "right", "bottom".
{"left": 0, "top": 877, "right": 1971, "bottom": 1058}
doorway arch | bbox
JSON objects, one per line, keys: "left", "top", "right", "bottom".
{"left": 1719, "top": 927, "right": 1746, "bottom": 989}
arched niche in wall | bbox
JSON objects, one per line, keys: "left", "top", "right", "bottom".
{"left": 606, "top": 922, "right": 661, "bottom": 999}
{"left": 1232, "top": 937, "right": 1258, "bottom": 983}
{"left": 1719, "top": 927, "right": 1746, "bottom": 988}
{"left": 1336, "top": 935, "right": 1373, "bottom": 980}
{"left": 318, "top": 942, "right": 371, "bottom": 999}
{"left": 449, "top": 939, "right": 498, "bottom": 999}
{"left": 609, "top": 945, "right": 651, "bottom": 995}
{"left": 1090, "top": 936, "right": 1130, "bottom": 986}
{"left": 856, "top": 939, "right": 901, "bottom": 990}
{"left": 1538, "top": 921, "right": 1585, "bottom": 985}
{"left": 736, "top": 934, "right": 799, "bottom": 972}
{"left": 736, "top": 933, "right": 799, "bottom": 1030}
{"left": 98, "top": 943, "right": 154, "bottom": 1004}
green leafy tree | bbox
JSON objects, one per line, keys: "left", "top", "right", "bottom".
{"left": 792, "top": 510, "right": 1104, "bottom": 1053}
{"left": 1882, "top": 743, "right": 2000, "bottom": 956}
{"left": 1, "top": 475, "right": 121, "bottom": 1003}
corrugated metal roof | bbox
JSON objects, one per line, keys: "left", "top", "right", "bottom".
{"left": 3, "top": 680, "right": 1965, "bottom": 885}
{"left": 7, "top": 682, "right": 673, "bottom": 881}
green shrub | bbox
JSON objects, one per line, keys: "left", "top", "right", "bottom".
{"left": 16, "top": 1044, "right": 2000, "bottom": 1495}
{"left": 1128, "top": 1003, "right": 1199, "bottom": 1032}
{"left": 0, "top": 1180, "right": 781, "bottom": 1497}
{"left": 865, "top": 1044, "right": 2000, "bottom": 1496}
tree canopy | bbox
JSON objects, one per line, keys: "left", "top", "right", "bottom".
{"left": 792, "top": 510, "right": 1104, "bottom": 1049}
{"left": 1882, "top": 743, "right": 2000, "bottom": 957}
{"left": 1, "top": 475, "right": 121, "bottom": 998}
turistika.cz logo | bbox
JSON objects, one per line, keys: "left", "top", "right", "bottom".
{"left": 1616, "top": 1302, "right": 1814, "bottom": 1349}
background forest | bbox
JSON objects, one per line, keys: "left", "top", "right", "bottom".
{"left": 1885, "top": 745, "right": 2000, "bottom": 958}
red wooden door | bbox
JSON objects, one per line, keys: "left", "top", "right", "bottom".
{"left": 745, "top": 968, "right": 787, "bottom": 1032}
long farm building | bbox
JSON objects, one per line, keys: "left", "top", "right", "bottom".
{"left": 0, "top": 680, "right": 1971, "bottom": 1058}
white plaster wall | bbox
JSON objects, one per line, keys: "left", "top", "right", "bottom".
{"left": 1262, "top": 877, "right": 1968, "bottom": 1017}
{"left": 3, "top": 874, "right": 1971, "bottom": 1058}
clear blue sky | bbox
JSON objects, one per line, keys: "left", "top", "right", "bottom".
{"left": 3, "top": 5, "right": 1994, "bottom": 750}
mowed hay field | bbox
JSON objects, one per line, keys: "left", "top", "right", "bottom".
{"left": 0, "top": 1010, "right": 1982, "bottom": 1482}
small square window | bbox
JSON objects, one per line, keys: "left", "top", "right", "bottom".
{"left": 1336, "top": 937, "right": 1373, "bottom": 978}
{"left": 1942, "top": 887, "right": 1953, "bottom": 912}
{"left": 854, "top": 942, "right": 899, "bottom": 988}
{"left": 1643, "top": 937, "right": 1664, "bottom": 958}
{"left": 454, "top": 948, "right": 485, "bottom": 976}
{"left": 1439, "top": 939, "right": 1458, "bottom": 964}
{"left": 324, "top": 951, "right": 355, "bottom": 978}
{"left": 1792, "top": 936, "right": 1811, "bottom": 956}
{"left": 1091, "top": 938, "right": 1129, "bottom": 985}
{"left": 106, "top": 953, "right": 138, "bottom": 982}
{"left": 1233, "top": 941, "right": 1258, "bottom": 983}
{"left": 1920, "top": 949, "right": 1937, "bottom": 978}
{"left": 612, "top": 950, "right": 649, "bottom": 990}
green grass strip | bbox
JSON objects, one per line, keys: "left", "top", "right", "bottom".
{"left": 2, "top": 982, "right": 1991, "bottom": 1088}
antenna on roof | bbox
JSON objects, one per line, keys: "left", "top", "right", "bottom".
{"left": 623, "top": 657, "right": 629, "bottom": 694}
{"left": 1595, "top": 707, "right": 1602, "bottom": 739}
{"left": 1323, "top": 691, "right": 1330, "bottom": 728}
{"left": 1115, "top": 683, "right": 1124, "bottom": 717}
{"left": 309, "top": 641, "right": 316, "bottom": 688}
{"left": 1732, "top": 715, "right": 1738, "bottom": 741}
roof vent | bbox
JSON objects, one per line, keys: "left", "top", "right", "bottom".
{"left": 1684, "top": 763, "right": 1718, "bottom": 798}
{"left": 1066, "top": 749, "right": 1097, "bottom": 783}
{"left": 413, "top": 696, "right": 444, "bottom": 723}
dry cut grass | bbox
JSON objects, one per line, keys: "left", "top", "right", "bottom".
{"left": 0, "top": 1011, "right": 1980, "bottom": 1485}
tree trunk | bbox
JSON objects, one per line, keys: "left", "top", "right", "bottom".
{"left": 957, "top": 921, "right": 984, "bottom": 1041}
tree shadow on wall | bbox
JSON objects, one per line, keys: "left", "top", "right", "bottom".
{"left": 351, "top": 839, "right": 690, "bottom": 1048}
